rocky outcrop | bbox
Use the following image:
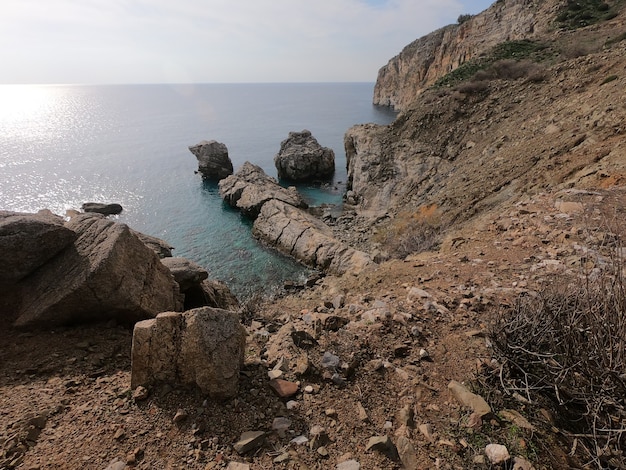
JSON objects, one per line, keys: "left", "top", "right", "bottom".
{"left": 131, "top": 307, "right": 246, "bottom": 398}
{"left": 161, "top": 257, "right": 208, "bottom": 292}
{"left": 11, "top": 213, "right": 182, "bottom": 329}
{"left": 373, "top": 0, "right": 560, "bottom": 111}
{"left": 218, "top": 162, "right": 307, "bottom": 218}
{"left": 0, "top": 210, "right": 76, "bottom": 283}
{"left": 132, "top": 230, "right": 174, "bottom": 258}
{"left": 82, "top": 202, "right": 123, "bottom": 215}
{"left": 252, "top": 199, "right": 373, "bottom": 275}
{"left": 189, "top": 140, "right": 234, "bottom": 180}
{"left": 274, "top": 130, "right": 335, "bottom": 181}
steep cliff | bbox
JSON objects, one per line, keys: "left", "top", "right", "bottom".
{"left": 373, "top": 0, "right": 564, "bottom": 111}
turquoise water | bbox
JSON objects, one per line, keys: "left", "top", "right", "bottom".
{"left": 0, "top": 83, "right": 395, "bottom": 298}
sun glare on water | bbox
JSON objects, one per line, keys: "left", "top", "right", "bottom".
{"left": 0, "top": 84, "right": 59, "bottom": 125}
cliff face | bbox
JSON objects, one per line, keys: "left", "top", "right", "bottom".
{"left": 373, "top": 0, "right": 563, "bottom": 111}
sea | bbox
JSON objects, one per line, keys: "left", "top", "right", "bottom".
{"left": 0, "top": 83, "right": 396, "bottom": 299}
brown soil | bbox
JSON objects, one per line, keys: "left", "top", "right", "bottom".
{"left": 3, "top": 187, "right": 625, "bottom": 470}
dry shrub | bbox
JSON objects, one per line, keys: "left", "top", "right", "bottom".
{"left": 456, "top": 80, "right": 490, "bottom": 95}
{"left": 375, "top": 204, "right": 443, "bottom": 258}
{"left": 490, "top": 254, "right": 626, "bottom": 468}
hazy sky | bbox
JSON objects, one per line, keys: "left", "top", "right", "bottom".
{"left": 1, "top": 0, "right": 494, "bottom": 84}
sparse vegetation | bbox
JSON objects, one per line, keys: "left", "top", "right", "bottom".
{"left": 489, "top": 243, "right": 626, "bottom": 468}
{"left": 374, "top": 204, "right": 443, "bottom": 258}
{"left": 457, "top": 13, "right": 474, "bottom": 24}
{"left": 601, "top": 74, "right": 619, "bottom": 84}
{"left": 556, "top": 0, "right": 622, "bottom": 29}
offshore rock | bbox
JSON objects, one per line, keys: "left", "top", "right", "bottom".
{"left": 131, "top": 307, "right": 246, "bottom": 398}
{"left": 188, "top": 140, "right": 234, "bottom": 180}
{"left": 252, "top": 199, "right": 373, "bottom": 275}
{"left": 13, "top": 213, "right": 182, "bottom": 329}
{"left": 274, "top": 130, "right": 335, "bottom": 181}
{"left": 81, "top": 202, "right": 123, "bottom": 215}
{"left": 218, "top": 161, "right": 307, "bottom": 218}
{"left": 373, "top": 0, "right": 557, "bottom": 111}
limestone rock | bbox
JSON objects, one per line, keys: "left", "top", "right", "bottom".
{"left": 188, "top": 140, "right": 233, "bottom": 180}
{"left": 274, "top": 130, "right": 335, "bottom": 181}
{"left": 14, "top": 213, "right": 182, "bottom": 329}
{"left": 161, "top": 257, "right": 208, "bottom": 292}
{"left": 253, "top": 199, "right": 373, "bottom": 275}
{"left": 0, "top": 210, "right": 76, "bottom": 283}
{"left": 485, "top": 443, "right": 510, "bottom": 464}
{"left": 81, "top": 202, "right": 123, "bottom": 215}
{"left": 131, "top": 307, "right": 246, "bottom": 398}
{"left": 448, "top": 380, "right": 492, "bottom": 417}
{"left": 218, "top": 162, "right": 307, "bottom": 218}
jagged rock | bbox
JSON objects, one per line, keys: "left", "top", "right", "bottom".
{"left": 253, "top": 199, "right": 373, "bottom": 275}
{"left": 218, "top": 162, "right": 307, "bottom": 218}
{"left": 365, "top": 435, "right": 397, "bottom": 457}
{"left": 0, "top": 210, "right": 76, "bottom": 283}
{"left": 268, "top": 379, "right": 299, "bottom": 398}
{"left": 274, "top": 130, "right": 335, "bottom": 181}
{"left": 13, "top": 213, "right": 182, "bottom": 329}
{"left": 233, "top": 431, "right": 265, "bottom": 454}
{"left": 81, "top": 202, "right": 123, "bottom": 215}
{"left": 131, "top": 307, "right": 246, "bottom": 398}
{"left": 396, "top": 436, "right": 419, "bottom": 469}
{"left": 161, "top": 257, "right": 208, "bottom": 292}
{"left": 188, "top": 140, "right": 233, "bottom": 180}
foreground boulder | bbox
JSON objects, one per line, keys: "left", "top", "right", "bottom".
{"left": 133, "top": 230, "right": 174, "bottom": 258}
{"left": 161, "top": 257, "right": 209, "bottom": 292}
{"left": 274, "top": 130, "right": 335, "bottom": 181}
{"left": 82, "top": 202, "right": 123, "bottom": 215}
{"left": 218, "top": 162, "right": 307, "bottom": 218}
{"left": 189, "top": 140, "right": 234, "bottom": 180}
{"left": 0, "top": 210, "right": 76, "bottom": 283}
{"left": 131, "top": 307, "right": 246, "bottom": 398}
{"left": 13, "top": 213, "right": 182, "bottom": 329}
{"left": 253, "top": 199, "right": 373, "bottom": 275}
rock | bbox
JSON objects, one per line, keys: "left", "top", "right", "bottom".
{"left": 357, "top": 402, "right": 369, "bottom": 422}
{"left": 396, "top": 436, "right": 419, "bottom": 469}
{"left": 131, "top": 307, "right": 246, "bottom": 398}
{"left": 81, "top": 202, "right": 123, "bottom": 215}
{"left": 132, "top": 386, "right": 149, "bottom": 401}
{"left": 233, "top": 431, "right": 265, "bottom": 455}
{"left": 272, "top": 417, "right": 292, "bottom": 436}
{"left": 132, "top": 230, "right": 174, "bottom": 258}
{"left": 336, "top": 460, "right": 360, "bottom": 470}
{"left": 161, "top": 257, "right": 209, "bottom": 292}
{"left": 188, "top": 140, "right": 233, "bottom": 180}
{"left": 226, "top": 463, "right": 250, "bottom": 470}
{"left": 196, "top": 279, "right": 240, "bottom": 311}
{"left": 173, "top": 409, "right": 188, "bottom": 423}
{"left": 0, "top": 210, "right": 76, "bottom": 283}
{"left": 274, "top": 130, "right": 335, "bottom": 181}
{"left": 485, "top": 443, "right": 510, "bottom": 464}
{"left": 309, "top": 425, "right": 330, "bottom": 450}
{"left": 418, "top": 423, "right": 435, "bottom": 443}
{"left": 218, "top": 162, "right": 307, "bottom": 218}
{"left": 500, "top": 409, "right": 535, "bottom": 431}
{"left": 513, "top": 456, "right": 536, "bottom": 470}
{"left": 104, "top": 458, "right": 126, "bottom": 470}
{"left": 14, "top": 213, "right": 182, "bottom": 329}
{"left": 321, "top": 351, "right": 340, "bottom": 369}
{"left": 397, "top": 404, "right": 414, "bottom": 428}
{"left": 268, "top": 379, "right": 299, "bottom": 398}
{"left": 365, "top": 435, "right": 397, "bottom": 457}
{"left": 447, "top": 380, "right": 491, "bottom": 417}
{"left": 253, "top": 199, "right": 373, "bottom": 275}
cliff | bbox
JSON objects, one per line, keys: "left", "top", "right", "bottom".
{"left": 373, "top": 0, "right": 563, "bottom": 111}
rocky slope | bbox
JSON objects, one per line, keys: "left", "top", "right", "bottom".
{"left": 373, "top": 0, "right": 563, "bottom": 111}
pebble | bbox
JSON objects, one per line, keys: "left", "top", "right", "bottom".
{"left": 173, "top": 409, "right": 188, "bottom": 423}
{"left": 304, "top": 385, "right": 314, "bottom": 394}
{"left": 286, "top": 400, "right": 299, "bottom": 410}
{"left": 336, "top": 459, "right": 360, "bottom": 470}
{"left": 132, "top": 386, "right": 149, "bottom": 401}
{"left": 356, "top": 402, "right": 369, "bottom": 422}
{"left": 226, "top": 463, "right": 250, "bottom": 470}
{"left": 365, "top": 435, "right": 395, "bottom": 454}
{"left": 269, "top": 379, "right": 299, "bottom": 398}
{"left": 233, "top": 431, "right": 265, "bottom": 455}
{"left": 267, "top": 369, "right": 283, "bottom": 380}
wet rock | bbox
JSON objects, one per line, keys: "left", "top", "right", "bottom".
{"left": 233, "top": 431, "right": 265, "bottom": 455}
{"left": 188, "top": 140, "right": 233, "bottom": 180}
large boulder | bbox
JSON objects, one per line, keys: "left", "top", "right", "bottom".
{"left": 274, "top": 130, "right": 335, "bottom": 181}
{"left": 0, "top": 210, "right": 77, "bottom": 283}
{"left": 189, "top": 140, "right": 234, "bottom": 180}
{"left": 132, "top": 230, "right": 174, "bottom": 258}
{"left": 252, "top": 199, "right": 373, "bottom": 275}
{"left": 131, "top": 307, "right": 246, "bottom": 398}
{"left": 161, "top": 257, "right": 209, "bottom": 292}
{"left": 13, "top": 213, "right": 182, "bottom": 329}
{"left": 218, "top": 162, "right": 307, "bottom": 218}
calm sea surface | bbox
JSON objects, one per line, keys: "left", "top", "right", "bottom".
{"left": 0, "top": 83, "right": 395, "bottom": 298}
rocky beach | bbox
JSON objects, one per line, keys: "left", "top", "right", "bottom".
{"left": 3, "top": 0, "right": 626, "bottom": 468}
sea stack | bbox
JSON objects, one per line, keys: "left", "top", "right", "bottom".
{"left": 188, "top": 140, "right": 234, "bottom": 180}
{"left": 274, "top": 130, "right": 335, "bottom": 182}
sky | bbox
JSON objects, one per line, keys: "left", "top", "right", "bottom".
{"left": 0, "top": 0, "right": 494, "bottom": 85}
